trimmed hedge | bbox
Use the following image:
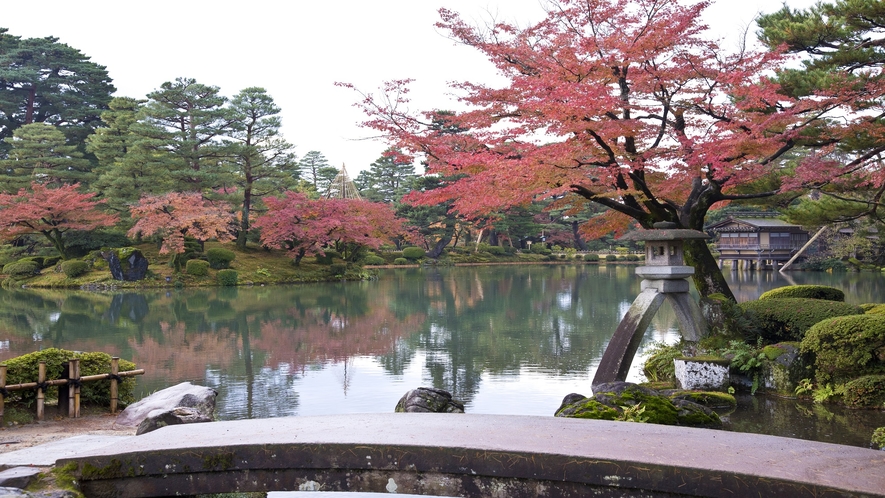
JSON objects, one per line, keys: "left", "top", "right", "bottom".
{"left": 739, "top": 298, "right": 863, "bottom": 342}
{"left": 402, "top": 247, "right": 426, "bottom": 260}
{"left": 604, "top": 254, "right": 617, "bottom": 262}
{"left": 801, "top": 314, "right": 885, "bottom": 384}
{"left": 393, "top": 258, "right": 409, "bottom": 265}
{"left": 2, "top": 261, "right": 40, "bottom": 278}
{"left": 866, "top": 304, "right": 885, "bottom": 315}
{"left": 186, "top": 259, "right": 210, "bottom": 276}
{"left": 363, "top": 255, "right": 386, "bottom": 265}
{"left": 217, "top": 269, "right": 238, "bottom": 286}
{"left": 61, "top": 260, "right": 90, "bottom": 278}
{"left": 584, "top": 254, "right": 599, "bottom": 262}
{"left": 841, "top": 375, "right": 885, "bottom": 408}
{"left": 206, "top": 248, "right": 236, "bottom": 269}
{"left": 3, "top": 348, "right": 137, "bottom": 406}
{"left": 759, "top": 285, "right": 845, "bottom": 302}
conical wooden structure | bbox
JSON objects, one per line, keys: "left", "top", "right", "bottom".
{"left": 325, "top": 163, "right": 362, "bottom": 200}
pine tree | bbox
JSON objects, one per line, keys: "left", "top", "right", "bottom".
{"left": 355, "top": 149, "right": 417, "bottom": 203}
{"left": 0, "top": 123, "right": 93, "bottom": 192}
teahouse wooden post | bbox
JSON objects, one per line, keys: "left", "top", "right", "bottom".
{"left": 69, "top": 358, "right": 81, "bottom": 418}
{"left": 0, "top": 364, "right": 6, "bottom": 417}
{"left": 37, "top": 362, "right": 46, "bottom": 421}
{"left": 110, "top": 357, "right": 119, "bottom": 414}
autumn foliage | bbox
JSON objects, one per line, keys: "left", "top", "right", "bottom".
{"left": 128, "top": 192, "right": 234, "bottom": 255}
{"left": 0, "top": 182, "right": 118, "bottom": 259}
{"left": 253, "top": 192, "right": 406, "bottom": 263}
{"left": 343, "top": 0, "right": 870, "bottom": 298}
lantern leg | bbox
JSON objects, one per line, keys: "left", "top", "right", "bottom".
{"left": 592, "top": 288, "right": 666, "bottom": 387}
{"left": 666, "top": 293, "right": 707, "bottom": 341}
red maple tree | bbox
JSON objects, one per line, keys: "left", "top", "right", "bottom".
{"left": 0, "top": 182, "right": 118, "bottom": 259}
{"left": 128, "top": 192, "right": 234, "bottom": 266}
{"left": 254, "top": 192, "right": 406, "bottom": 264}
{"left": 342, "top": 0, "right": 859, "bottom": 299}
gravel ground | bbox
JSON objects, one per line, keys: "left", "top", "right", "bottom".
{"left": 0, "top": 411, "right": 136, "bottom": 454}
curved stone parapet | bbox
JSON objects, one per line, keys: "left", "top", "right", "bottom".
{"left": 61, "top": 414, "right": 885, "bottom": 497}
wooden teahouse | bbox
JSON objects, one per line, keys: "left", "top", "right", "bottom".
{"left": 706, "top": 214, "right": 810, "bottom": 270}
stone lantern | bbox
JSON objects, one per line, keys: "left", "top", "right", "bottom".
{"left": 592, "top": 223, "right": 710, "bottom": 387}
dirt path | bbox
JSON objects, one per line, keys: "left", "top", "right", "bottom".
{"left": 0, "top": 412, "right": 136, "bottom": 454}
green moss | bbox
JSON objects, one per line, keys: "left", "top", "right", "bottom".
{"left": 556, "top": 398, "right": 619, "bottom": 420}
{"left": 670, "top": 391, "right": 737, "bottom": 410}
{"left": 203, "top": 451, "right": 235, "bottom": 471}
{"left": 759, "top": 285, "right": 845, "bottom": 302}
{"left": 866, "top": 304, "right": 885, "bottom": 315}
{"left": 49, "top": 462, "right": 84, "bottom": 497}
{"left": 801, "top": 314, "right": 885, "bottom": 384}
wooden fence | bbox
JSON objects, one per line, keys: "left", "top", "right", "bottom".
{"left": 0, "top": 357, "right": 144, "bottom": 420}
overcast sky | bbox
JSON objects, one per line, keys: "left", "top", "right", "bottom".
{"left": 3, "top": 0, "right": 817, "bottom": 176}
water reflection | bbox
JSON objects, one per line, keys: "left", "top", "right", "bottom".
{"left": 0, "top": 266, "right": 882, "bottom": 446}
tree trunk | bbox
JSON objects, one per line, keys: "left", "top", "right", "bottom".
{"left": 237, "top": 184, "right": 253, "bottom": 249}
{"left": 428, "top": 234, "right": 452, "bottom": 258}
{"left": 572, "top": 220, "right": 588, "bottom": 251}
{"left": 489, "top": 230, "right": 499, "bottom": 246}
{"left": 293, "top": 248, "right": 306, "bottom": 266}
{"left": 683, "top": 239, "right": 735, "bottom": 301}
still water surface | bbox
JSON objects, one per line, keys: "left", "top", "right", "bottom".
{"left": 0, "top": 265, "right": 883, "bottom": 446}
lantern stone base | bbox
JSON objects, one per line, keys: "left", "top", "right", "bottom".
{"left": 641, "top": 279, "right": 690, "bottom": 293}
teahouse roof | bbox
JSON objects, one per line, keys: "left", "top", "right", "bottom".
{"left": 706, "top": 217, "right": 805, "bottom": 233}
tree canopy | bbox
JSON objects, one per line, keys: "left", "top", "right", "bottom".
{"left": 344, "top": 0, "right": 876, "bottom": 299}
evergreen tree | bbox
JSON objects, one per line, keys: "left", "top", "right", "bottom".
{"left": 134, "top": 77, "right": 233, "bottom": 192}
{"left": 355, "top": 149, "right": 417, "bottom": 203}
{"left": 0, "top": 29, "right": 114, "bottom": 158}
{"left": 0, "top": 123, "right": 92, "bottom": 192}
{"left": 298, "top": 150, "right": 338, "bottom": 195}
{"left": 227, "top": 87, "right": 298, "bottom": 248}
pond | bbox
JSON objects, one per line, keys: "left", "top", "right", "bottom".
{"left": 0, "top": 264, "right": 883, "bottom": 447}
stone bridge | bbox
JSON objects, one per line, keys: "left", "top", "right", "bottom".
{"left": 60, "top": 413, "right": 885, "bottom": 497}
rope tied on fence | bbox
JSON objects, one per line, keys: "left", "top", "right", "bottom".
{"left": 107, "top": 374, "right": 123, "bottom": 382}
{"left": 0, "top": 387, "right": 8, "bottom": 397}
{"left": 35, "top": 381, "right": 50, "bottom": 392}
{"left": 68, "top": 378, "right": 82, "bottom": 388}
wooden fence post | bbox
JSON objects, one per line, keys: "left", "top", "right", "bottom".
{"left": 69, "top": 359, "right": 80, "bottom": 418}
{"left": 110, "top": 357, "right": 119, "bottom": 414}
{"left": 37, "top": 362, "right": 45, "bottom": 421}
{"left": 0, "top": 364, "right": 6, "bottom": 418}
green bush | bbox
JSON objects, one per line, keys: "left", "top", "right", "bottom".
{"left": 866, "top": 304, "right": 885, "bottom": 315}
{"left": 841, "top": 375, "right": 885, "bottom": 408}
{"left": 19, "top": 256, "right": 46, "bottom": 269}
{"left": 873, "top": 427, "right": 885, "bottom": 450}
{"left": 393, "top": 258, "right": 409, "bottom": 265}
{"left": 217, "top": 269, "right": 238, "bottom": 286}
{"left": 2, "top": 348, "right": 137, "bottom": 406}
{"left": 642, "top": 343, "right": 682, "bottom": 383}
{"left": 739, "top": 298, "right": 863, "bottom": 342}
{"left": 530, "top": 244, "right": 551, "bottom": 255}
{"left": 626, "top": 254, "right": 640, "bottom": 261}
{"left": 584, "top": 254, "right": 599, "bottom": 262}
{"left": 363, "top": 255, "right": 386, "bottom": 265}
{"left": 61, "top": 260, "right": 90, "bottom": 278}
{"left": 186, "top": 259, "right": 210, "bottom": 276}
{"left": 205, "top": 248, "right": 236, "bottom": 269}
{"left": 330, "top": 263, "right": 347, "bottom": 277}
{"left": 801, "top": 314, "right": 885, "bottom": 383}
{"left": 315, "top": 250, "right": 340, "bottom": 265}
{"left": 605, "top": 254, "right": 618, "bottom": 262}
{"left": 759, "top": 285, "right": 845, "bottom": 302}
{"left": 482, "top": 245, "right": 505, "bottom": 256}
{"left": 2, "top": 261, "right": 40, "bottom": 278}
{"left": 402, "top": 247, "right": 426, "bottom": 260}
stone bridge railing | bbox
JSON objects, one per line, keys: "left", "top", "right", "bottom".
{"left": 60, "top": 413, "right": 885, "bottom": 497}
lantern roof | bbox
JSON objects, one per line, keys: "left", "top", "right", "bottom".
{"left": 619, "top": 222, "right": 709, "bottom": 242}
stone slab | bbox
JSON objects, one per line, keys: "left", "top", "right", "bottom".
{"left": 0, "top": 435, "right": 131, "bottom": 469}
{"left": 0, "top": 467, "right": 42, "bottom": 488}
{"left": 60, "top": 414, "right": 885, "bottom": 497}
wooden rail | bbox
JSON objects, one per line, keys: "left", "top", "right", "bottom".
{"left": 0, "top": 357, "right": 144, "bottom": 420}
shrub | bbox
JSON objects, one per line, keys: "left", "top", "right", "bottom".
{"left": 584, "top": 254, "right": 599, "bottom": 262}
{"left": 625, "top": 254, "right": 640, "bottom": 261}
{"left": 315, "top": 250, "right": 340, "bottom": 265}
{"left": 2, "top": 261, "right": 40, "bottom": 278}
{"left": 205, "top": 248, "right": 236, "bottom": 269}
{"left": 19, "top": 256, "right": 45, "bottom": 269}
{"left": 61, "top": 260, "right": 90, "bottom": 278}
{"left": 3, "top": 348, "right": 137, "bottom": 406}
{"left": 393, "top": 258, "right": 409, "bottom": 265}
{"left": 217, "top": 269, "right": 238, "bottom": 286}
{"left": 363, "top": 255, "right": 386, "bottom": 265}
{"left": 642, "top": 342, "right": 682, "bottom": 383}
{"left": 330, "top": 263, "right": 347, "bottom": 277}
{"left": 841, "top": 375, "right": 885, "bottom": 408}
{"left": 604, "top": 254, "right": 617, "bottom": 262}
{"left": 739, "top": 298, "right": 863, "bottom": 342}
{"left": 866, "top": 304, "right": 885, "bottom": 315}
{"left": 759, "top": 285, "right": 845, "bottom": 302}
{"left": 186, "top": 259, "right": 210, "bottom": 276}
{"left": 873, "top": 427, "right": 885, "bottom": 450}
{"left": 801, "top": 314, "right": 885, "bottom": 383}
{"left": 530, "top": 244, "right": 551, "bottom": 255}
{"left": 483, "top": 245, "right": 505, "bottom": 256}
{"left": 402, "top": 247, "right": 426, "bottom": 260}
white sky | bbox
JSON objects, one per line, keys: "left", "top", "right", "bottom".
{"left": 3, "top": 0, "right": 817, "bottom": 176}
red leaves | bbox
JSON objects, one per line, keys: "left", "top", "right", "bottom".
{"left": 254, "top": 192, "right": 407, "bottom": 257}
{"left": 0, "top": 183, "right": 118, "bottom": 238}
{"left": 128, "top": 192, "right": 234, "bottom": 254}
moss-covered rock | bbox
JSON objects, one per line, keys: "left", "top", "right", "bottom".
{"left": 669, "top": 391, "right": 737, "bottom": 410}
{"left": 759, "top": 342, "right": 813, "bottom": 397}
{"left": 758, "top": 285, "right": 845, "bottom": 302}
{"left": 554, "top": 396, "right": 619, "bottom": 420}
{"left": 801, "top": 314, "right": 885, "bottom": 384}
{"left": 739, "top": 298, "right": 863, "bottom": 342}
{"left": 700, "top": 293, "right": 754, "bottom": 340}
